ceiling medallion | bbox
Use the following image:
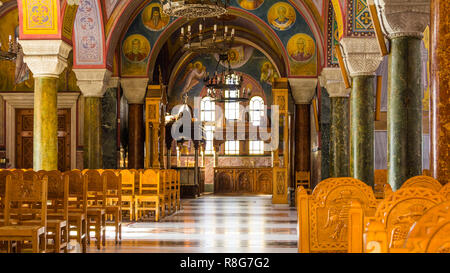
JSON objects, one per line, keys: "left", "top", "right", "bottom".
{"left": 161, "top": 0, "right": 230, "bottom": 19}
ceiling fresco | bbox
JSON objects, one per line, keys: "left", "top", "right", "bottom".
{"left": 120, "top": 0, "right": 320, "bottom": 79}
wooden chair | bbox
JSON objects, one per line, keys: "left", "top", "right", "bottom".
{"left": 163, "top": 170, "right": 173, "bottom": 215}
{"left": 350, "top": 187, "right": 446, "bottom": 253}
{"left": 295, "top": 171, "right": 311, "bottom": 194}
{"left": 84, "top": 170, "right": 106, "bottom": 250}
{"left": 63, "top": 170, "right": 88, "bottom": 253}
{"left": 401, "top": 175, "right": 443, "bottom": 192}
{"left": 402, "top": 200, "right": 450, "bottom": 253}
{"left": 440, "top": 183, "right": 450, "bottom": 200}
{"left": 297, "top": 177, "right": 378, "bottom": 253}
{"left": 374, "top": 170, "right": 387, "bottom": 199}
{"left": 135, "top": 169, "right": 164, "bottom": 221}
{"left": 0, "top": 175, "right": 47, "bottom": 253}
{"left": 102, "top": 170, "right": 122, "bottom": 244}
{"left": 120, "top": 170, "right": 135, "bottom": 221}
{"left": 173, "top": 170, "right": 181, "bottom": 211}
{"left": 24, "top": 170, "right": 69, "bottom": 253}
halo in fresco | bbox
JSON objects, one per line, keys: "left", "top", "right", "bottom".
{"left": 267, "top": 2, "right": 296, "bottom": 31}
{"left": 123, "top": 34, "right": 151, "bottom": 63}
{"left": 237, "top": 0, "right": 264, "bottom": 10}
{"left": 286, "top": 33, "right": 315, "bottom": 63}
{"left": 142, "top": 3, "right": 170, "bottom": 31}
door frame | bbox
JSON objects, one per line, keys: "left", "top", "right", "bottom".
{"left": 1, "top": 92, "right": 80, "bottom": 169}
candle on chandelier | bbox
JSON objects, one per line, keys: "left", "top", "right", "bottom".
{"left": 231, "top": 29, "right": 235, "bottom": 37}
{"left": 9, "top": 35, "right": 12, "bottom": 42}
{"left": 214, "top": 24, "right": 217, "bottom": 32}
{"left": 181, "top": 27, "right": 184, "bottom": 35}
{"left": 224, "top": 26, "right": 228, "bottom": 33}
{"left": 187, "top": 25, "right": 191, "bottom": 32}
{"left": 199, "top": 24, "right": 202, "bottom": 32}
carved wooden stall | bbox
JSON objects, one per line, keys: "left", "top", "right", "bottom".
{"left": 214, "top": 167, "right": 273, "bottom": 194}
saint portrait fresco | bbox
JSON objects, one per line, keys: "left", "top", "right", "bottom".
{"left": 123, "top": 34, "right": 151, "bottom": 63}
{"left": 260, "top": 61, "right": 279, "bottom": 85}
{"left": 237, "top": 0, "right": 264, "bottom": 10}
{"left": 179, "top": 61, "right": 207, "bottom": 98}
{"left": 142, "top": 3, "right": 170, "bottom": 31}
{"left": 287, "top": 33, "right": 315, "bottom": 63}
{"left": 267, "top": 2, "right": 296, "bottom": 31}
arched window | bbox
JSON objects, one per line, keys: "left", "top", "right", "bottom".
{"left": 201, "top": 96, "right": 215, "bottom": 122}
{"left": 249, "top": 96, "right": 264, "bottom": 126}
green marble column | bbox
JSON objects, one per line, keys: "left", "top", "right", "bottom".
{"left": 350, "top": 76, "right": 375, "bottom": 187}
{"left": 388, "top": 37, "right": 423, "bottom": 190}
{"left": 84, "top": 97, "right": 102, "bottom": 169}
{"left": 34, "top": 77, "right": 58, "bottom": 171}
{"left": 330, "top": 97, "right": 349, "bottom": 177}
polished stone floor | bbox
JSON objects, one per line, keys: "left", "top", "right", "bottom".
{"left": 88, "top": 195, "right": 298, "bottom": 253}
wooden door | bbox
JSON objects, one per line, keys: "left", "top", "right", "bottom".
{"left": 16, "top": 109, "right": 71, "bottom": 171}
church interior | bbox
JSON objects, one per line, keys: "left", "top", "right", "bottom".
{"left": 0, "top": 0, "right": 448, "bottom": 254}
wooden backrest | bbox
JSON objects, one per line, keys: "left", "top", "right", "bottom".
{"left": 120, "top": 170, "right": 135, "bottom": 196}
{"left": 102, "top": 170, "right": 122, "bottom": 205}
{"left": 401, "top": 176, "right": 443, "bottom": 192}
{"left": 42, "top": 171, "right": 69, "bottom": 220}
{"left": 0, "top": 170, "right": 16, "bottom": 198}
{"left": 299, "top": 177, "right": 378, "bottom": 253}
{"left": 23, "top": 170, "right": 37, "bottom": 180}
{"left": 373, "top": 187, "right": 446, "bottom": 250}
{"left": 295, "top": 171, "right": 311, "bottom": 189}
{"left": 4, "top": 174, "right": 48, "bottom": 227}
{"left": 404, "top": 200, "right": 450, "bottom": 253}
{"left": 440, "top": 183, "right": 450, "bottom": 200}
{"left": 63, "top": 170, "right": 87, "bottom": 213}
{"left": 84, "top": 169, "right": 106, "bottom": 206}
{"left": 374, "top": 170, "right": 387, "bottom": 196}
{"left": 139, "top": 169, "right": 161, "bottom": 195}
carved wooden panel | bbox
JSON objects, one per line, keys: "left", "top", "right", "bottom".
{"left": 15, "top": 109, "right": 71, "bottom": 171}
{"left": 214, "top": 167, "right": 273, "bottom": 194}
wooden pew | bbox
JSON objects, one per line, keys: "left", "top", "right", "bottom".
{"left": 349, "top": 187, "right": 446, "bottom": 253}
{"left": 440, "top": 183, "right": 450, "bottom": 200}
{"left": 374, "top": 170, "right": 387, "bottom": 199}
{"left": 297, "top": 177, "right": 378, "bottom": 253}
{"left": 402, "top": 200, "right": 450, "bottom": 253}
{"left": 401, "top": 175, "right": 443, "bottom": 192}
{"left": 0, "top": 174, "right": 47, "bottom": 253}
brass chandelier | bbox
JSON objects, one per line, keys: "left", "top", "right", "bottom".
{"left": 0, "top": 35, "right": 19, "bottom": 61}
{"left": 160, "top": 0, "right": 230, "bottom": 19}
{"left": 180, "top": 22, "right": 235, "bottom": 54}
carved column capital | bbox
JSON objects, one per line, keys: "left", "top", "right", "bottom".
{"left": 373, "top": 0, "right": 430, "bottom": 39}
{"left": 121, "top": 78, "right": 149, "bottom": 104}
{"left": 19, "top": 40, "right": 72, "bottom": 78}
{"left": 288, "top": 78, "right": 317, "bottom": 104}
{"left": 319, "top": 68, "right": 351, "bottom": 97}
{"left": 340, "top": 37, "right": 383, "bottom": 77}
{"left": 73, "top": 68, "right": 112, "bottom": 97}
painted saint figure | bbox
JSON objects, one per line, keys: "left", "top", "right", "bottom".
{"left": 142, "top": 3, "right": 170, "bottom": 31}
{"left": 237, "top": 0, "right": 264, "bottom": 10}
{"left": 268, "top": 2, "right": 296, "bottom": 31}
{"left": 125, "top": 38, "right": 147, "bottom": 62}
{"left": 291, "top": 37, "right": 312, "bottom": 62}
